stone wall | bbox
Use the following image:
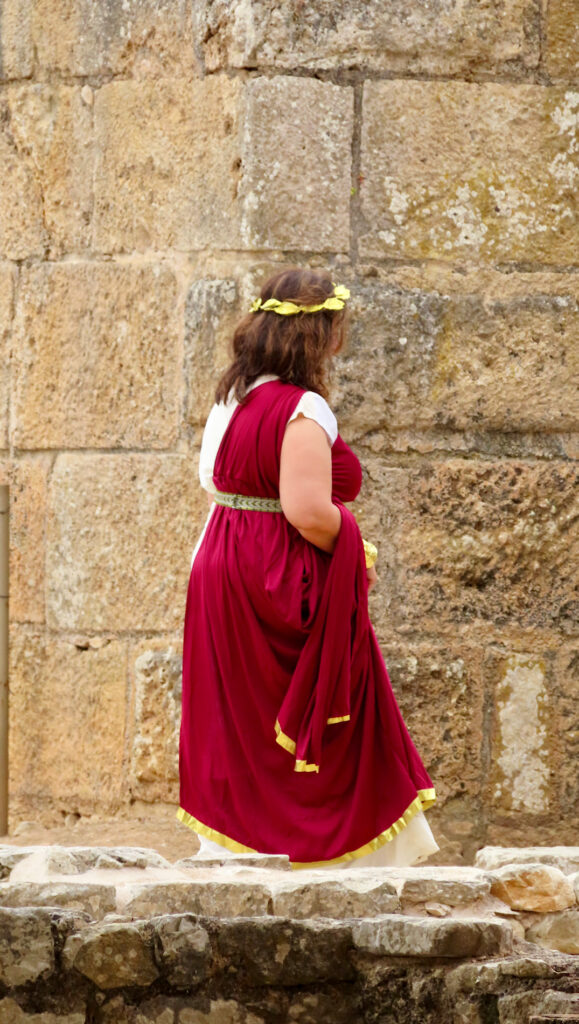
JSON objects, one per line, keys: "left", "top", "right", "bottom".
{"left": 0, "top": 1, "right": 577, "bottom": 855}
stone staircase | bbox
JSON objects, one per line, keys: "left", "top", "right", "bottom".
{"left": 0, "top": 845, "right": 577, "bottom": 1023}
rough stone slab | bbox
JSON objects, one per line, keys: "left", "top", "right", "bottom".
{"left": 0, "top": 0, "right": 34, "bottom": 80}
{"left": 153, "top": 914, "right": 211, "bottom": 989}
{"left": 46, "top": 453, "right": 204, "bottom": 631}
{"left": 526, "top": 908, "right": 579, "bottom": 955}
{"left": 9, "top": 633, "right": 127, "bottom": 815}
{"left": 0, "top": 998, "right": 85, "bottom": 1023}
{"left": 128, "top": 642, "right": 182, "bottom": 805}
{"left": 239, "top": 77, "right": 353, "bottom": 252}
{"left": 0, "top": 882, "right": 116, "bottom": 919}
{"left": 384, "top": 867, "right": 491, "bottom": 906}
{"left": 63, "top": 919, "right": 159, "bottom": 988}
{"left": 176, "top": 853, "right": 291, "bottom": 871}
{"left": 183, "top": 277, "right": 242, "bottom": 430}
{"left": 93, "top": 77, "right": 245, "bottom": 253}
{"left": 498, "top": 991, "right": 579, "bottom": 1023}
{"left": 0, "top": 264, "right": 15, "bottom": 450}
{"left": 0, "top": 92, "right": 47, "bottom": 259}
{"left": 121, "top": 880, "right": 272, "bottom": 919}
{"left": 545, "top": 0, "right": 579, "bottom": 81}
{"left": 0, "top": 847, "right": 34, "bottom": 881}
{"left": 0, "top": 906, "right": 55, "bottom": 986}
{"left": 31, "top": 0, "right": 199, "bottom": 78}
{"left": 476, "top": 847, "right": 579, "bottom": 875}
{"left": 9, "top": 457, "right": 50, "bottom": 623}
{"left": 12, "top": 262, "right": 180, "bottom": 450}
{"left": 43, "top": 846, "right": 174, "bottom": 875}
{"left": 194, "top": 0, "right": 539, "bottom": 75}
{"left": 353, "top": 914, "right": 513, "bottom": 958}
{"left": 490, "top": 864, "right": 576, "bottom": 912}
{"left": 270, "top": 876, "right": 400, "bottom": 919}
{"left": 4, "top": 84, "right": 93, "bottom": 259}
{"left": 446, "top": 955, "right": 558, "bottom": 995}
{"left": 97, "top": 994, "right": 268, "bottom": 1024}
{"left": 360, "top": 81, "right": 578, "bottom": 265}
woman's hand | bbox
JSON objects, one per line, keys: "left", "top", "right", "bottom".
{"left": 279, "top": 414, "right": 341, "bottom": 554}
{"left": 367, "top": 564, "right": 378, "bottom": 592}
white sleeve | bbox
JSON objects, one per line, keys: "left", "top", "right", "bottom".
{"left": 198, "top": 400, "right": 237, "bottom": 492}
{"left": 287, "top": 391, "right": 338, "bottom": 446}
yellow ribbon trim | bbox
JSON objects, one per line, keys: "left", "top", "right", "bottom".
{"left": 274, "top": 717, "right": 351, "bottom": 773}
{"left": 250, "top": 283, "right": 350, "bottom": 316}
{"left": 175, "top": 786, "right": 437, "bottom": 870}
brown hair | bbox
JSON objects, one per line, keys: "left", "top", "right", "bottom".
{"left": 214, "top": 267, "right": 349, "bottom": 405}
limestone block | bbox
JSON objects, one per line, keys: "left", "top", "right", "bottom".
{"left": 0, "top": 998, "right": 85, "bottom": 1024}
{"left": 545, "top": 0, "right": 579, "bottom": 81}
{"left": 239, "top": 77, "right": 353, "bottom": 252}
{"left": 211, "top": 917, "right": 355, "bottom": 986}
{"left": 0, "top": 265, "right": 15, "bottom": 449}
{"left": 176, "top": 853, "right": 291, "bottom": 871}
{"left": 12, "top": 262, "right": 180, "bottom": 449}
{"left": 184, "top": 277, "right": 242, "bottom": 429}
{"left": 46, "top": 454, "right": 203, "bottom": 632}
{"left": 63, "top": 919, "right": 159, "bottom": 988}
{"left": 194, "top": 0, "right": 539, "bottom": 76}
{"left": 446, "top": 955, "right": 559, "bottom": 996}
{"left": 0, "top": 906, "right": 54, "bottom": 986}
{"left": 526, "top": 908, "right": 579, "bottom": 955}
{"left": 9, "top": 457, "right": 50, "bottom": 624}
{"left": 0, "top": 882, "right": 116, "bottom": 919}
{"left": 360, "top": 82, "right": 578, "bottom": 265}
{"left": 385, "top": 867, "right": 491, "bottom": 906}
{"left": 0, "top": 94, "right": 47, "bottom": 259}
{"left": 390, "top": 460, "right": 578, "bottom": 634}
{"left": 97, "top": 994, "right": 264, "bottom": 1024}
{"left": 122, "top": 880, "right": 271, "bottom": 919}
{"left": 93, "top": 77, "right": 245, "bottom": 253}
{"left": 0, "top": 847, "right": 31, "bottom": 880}
{"left": 498, "top": 990, "right": 579, "bottom": 1023}
{"left": 490, "top": 653, "right": 551, "bottom": 816}
{"left": 43, "top": 846, "right": 173, "bottom": 875}
{"left": 9, "top": 631, "right": 127, "bottom": 816}
{"left": 0, "top": 0, "right": 33, "bottom": 80}
{"left": 490, "top": 863, "right": 576, "bottom": 912}
{"left": 5, "top": 84, "right": 93, "bottom": 258}
{"left": 128, "top": 643, "right": 182, "bottom": 804}
{"left": 353, "top": 915, "right": 512, "bottom": 958}
{"left": 270, "top": 876, "right": 400, "bottom": 918}
{"left": 31, "top": 0, "right": 198, "bottom": 78}
{"left": 381, "top": 644, "right": 484, "bottom": 807}
{"left": 554, "top": 647, "right": 579, "bottom": 818}
{"left": 152, "top": 914, "right": 210, "bottom": 989}
{"left": 475, "top": 846, "right": 579, "bottom": 874}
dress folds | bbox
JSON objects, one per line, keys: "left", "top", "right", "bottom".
{"left": 177, "top": 378, "right": 437, "bottom": 867}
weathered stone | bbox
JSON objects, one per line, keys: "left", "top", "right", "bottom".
{"left": 525, "top": 908, "right": 579, "bottom": 954}
{"left": 270, "top": 875, "right": 399, "bottom": 919}
{"left": 97, "top": 994, "right": 265, "bottom": 1024}
{"left": 63, "top": 920, "right": 159, "bottom": 988}
{"left": 446, "top": 955, "right": 562, "bottom": 995}
{"left": 360, "top": 82, "right": 578, "bottom": 265}
{"left": 0, "top": 998, "right": 85, "bottom": 1024}
{"left": 390, "top": 461, "right": 578, "bottom": 634}
{"left": 128, "top": 643, "right": 182, "bottom": 805}
{"left": 0, "top": 906, "right": 54, "bottom": 986}
{"left": 194, "top": 0, "right": 539, "bottom": 76}
{"left": 176, "top": 853, "right": 291, "bottom": 871}
{"left": 475, "top": 847, "right": 579, "bottom": 875}
{"left": 353, "top": 914, "right": 512, "bottom": 958}
{"left": 0, "top": 92, "right": 47, "bottom": 259}
{"left": 490, "top": 864, "right": 576, "bottom": 912}
{"left": 0, "top": 264, "right": 15, "bottom": 449}
{"left": 122, "top": 880, "right": 271, "bottom": 919}
{"left": 184, "top": 277, "right": 243, "bottom": 429}
{"left": 153, "top": 914, "right": 211, "bottom": 988}
{"left": 93, "top": 77, "right": 245, "bottom": 253}
{"left": 43, "top": 846, "right": 173, "bottom": 875}
{"left": 9, "top": 631, "right": 127, "bottom": 816}
{"left": 490, "top": 654, "right": 551, "bottom": 816}
{"left": 545, "top": 0, "right": 579, "bottom": 81}
{"left": 0, "top": 847, "right": 33, "bottom": 880}
{"left": 554, "top": 647, "right": 579, "bottom": 822}
{"left": 8, "top": 457, "right": 50, "bottom": 623}
{"left": 12, "top": 263, "right": 180, "bottom": 449}
{"left": 498, "top": 990, "right": 579, "bottom": 1023}
{"left": 31, "top": 0, "right": 199, "bottom": 78}
{"left": 385, "top": 867, "right": 491, "bottom": 906}
{"left": 5, "top": 85, "right": 93, "bottom": 258}
{"left": 0, "top": 882, "right": 116, "bottom": 919}
{"left": 46, "top": 454, "right": 203, "bottom": 631}
{"left": 425, "top": 902, "right": 452, "bottom": 917}
{"left": 212, "top": 917, "right": 355, "bottom": 986}
{"left": 0, "top": 0, "right": 34, "bottom": 80}
{"left": 238, "top": 77, "right": 352, "bottom": 252}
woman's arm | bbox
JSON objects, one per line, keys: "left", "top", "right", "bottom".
{"left": 279, "top": 414, "right": 341, "bottom": 554}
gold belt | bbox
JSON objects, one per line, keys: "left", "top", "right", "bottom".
{"left": 212, "top": 490, "right": 283, "bottom": 513}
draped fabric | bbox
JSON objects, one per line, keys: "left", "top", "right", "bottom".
{"left": 177, "top": 379, "right": 436, "bottom": 867}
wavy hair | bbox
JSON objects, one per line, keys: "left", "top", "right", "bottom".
{"left": 214, "top": 267, "right": 349, "bottom": 405}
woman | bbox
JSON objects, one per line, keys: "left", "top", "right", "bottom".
{"left": 176, "top": 267, "right": 438, "bottom": 868}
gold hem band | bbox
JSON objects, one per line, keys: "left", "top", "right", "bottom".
{"left": 175, "top": 786, "right": 436, "bottom": 870}
{"left": 274, "top": 717, "right": 351, "bottom": 773}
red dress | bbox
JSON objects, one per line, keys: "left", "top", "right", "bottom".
{"left": 177, "top": 379, "right": 436, "bottom": 867}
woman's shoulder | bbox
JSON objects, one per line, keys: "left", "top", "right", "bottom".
{"left": 287, "top": 390, "right": 338, "bottom": 446}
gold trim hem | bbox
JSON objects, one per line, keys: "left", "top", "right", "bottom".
{"left": 274, "top": 717, "right": 351, "bottom": 773}
{"left": 175, "top": 786, "right": 436, "bottom": 870}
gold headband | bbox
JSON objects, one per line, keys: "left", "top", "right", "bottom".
{"left": 249, "top": 283, "right": 350, "bottom": 316}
